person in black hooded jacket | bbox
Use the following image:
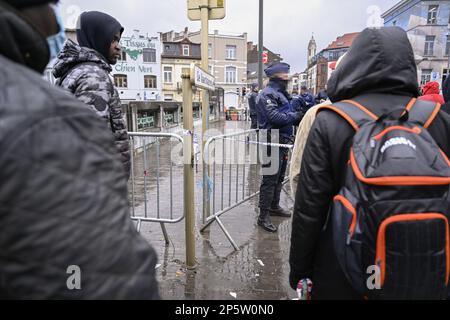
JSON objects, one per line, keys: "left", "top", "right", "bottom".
{"left": 289, "top": 27, "right": 450, "bottom": 300}
{"left": 0, "top": 0, "right": 159, "bottom": 299}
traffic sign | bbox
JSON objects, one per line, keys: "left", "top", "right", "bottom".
{"left": 188, "top": 0, "right": 226, "bottom": 21}
{"left": 262, "top": 51, "right": 268, "bottom": 64}
{"left": 191, "top": 64, "right": 215, "bottom": 91}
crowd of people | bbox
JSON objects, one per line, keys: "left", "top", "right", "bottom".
{"left": 2, "top": 0, "right": 450, "bottom": 300}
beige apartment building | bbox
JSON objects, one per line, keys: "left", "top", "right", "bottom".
{"left": 160, "top": 30, "right": 202, "bottom": 103}
{"left": 175, "top": 29, "right": 248, "bottom": 109}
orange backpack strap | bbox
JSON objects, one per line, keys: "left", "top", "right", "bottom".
{"left": 405, "top": 98, "right": 441, "bottom": 129}
{"left": 317, "top": 100, "right": 378, "bottom": 131}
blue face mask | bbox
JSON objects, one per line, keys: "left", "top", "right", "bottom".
{"left": 47, "top": 4, "right": 67, "bottom": 61}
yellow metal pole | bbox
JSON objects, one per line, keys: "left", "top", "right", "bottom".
{"left": 200, "top": 0, "right": 211, "bottom": 225}
{"left": 182, "top": 68, "right": 196, "bottom": 270}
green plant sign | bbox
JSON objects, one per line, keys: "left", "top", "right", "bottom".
{"left": 124, "top": 48, "right": 143, "bottom": 61}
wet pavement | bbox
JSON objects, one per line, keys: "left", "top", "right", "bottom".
{"left": 129, "top": 120, "right": 297, "bottom": 300}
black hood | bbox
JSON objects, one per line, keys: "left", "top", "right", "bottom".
{"left": 76, "top": 11, "right": 123, "bottom": 62}
{"left": 443, "top": 76, "right": 450, "bottom": 103}
{"left": 0, "top": 0, "right": 50, "bottom": 73}
{"left": 328, "top": 27, "right": 420, "bottom": 102}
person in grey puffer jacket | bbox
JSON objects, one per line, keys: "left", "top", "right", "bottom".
{"left": 53, "top": 11, "right": 130, "bottom": 177}
{"left": 0, "top": 0, "right": 159, "bottom": 299}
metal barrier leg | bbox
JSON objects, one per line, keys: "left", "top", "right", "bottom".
{"left": 160, "top": 223, "right": 170, "bottom": 245}
{"left": 215, "top": 216, "right": 240, "bottom": 251}
{"left": 136, "top": 219, "right": 142, "bottom": 233}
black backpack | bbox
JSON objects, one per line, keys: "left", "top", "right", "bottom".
{"left": 319, "top": 98, "right": 450, "bottom": 300}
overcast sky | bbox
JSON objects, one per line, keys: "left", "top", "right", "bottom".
{"left": 59, "top": 0, "right": 400, "bottom": 72}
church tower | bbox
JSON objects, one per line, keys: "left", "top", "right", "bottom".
{"left": 307, "top": 35, "right": 317, "bottom": 67}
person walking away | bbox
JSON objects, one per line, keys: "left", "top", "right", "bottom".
{"left": 53, "top": 11, "right": 130, "bottom": 178}
{"left": 247, "top": 83, "right": 259, "bottom": 129}
{"left": 0, "top": 0, "right": 159, "bottom": 299}
{"left": 419, "top": 81, "right": 445, "bottom": 105}
{"left": 256, "top": 62, "right": 303, "bottom": 233}
{"left": 290, "top": 27, "right": 450, "bottom": 300}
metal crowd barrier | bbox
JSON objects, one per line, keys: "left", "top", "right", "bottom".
{"left": 128, "top": 132, "right": 184, "bottom": 244}
{"left": 200, "top": 129, "right": 294, "bottom": 251}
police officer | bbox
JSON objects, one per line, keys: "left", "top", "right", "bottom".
{"left": 247, "top": 83, "right": 259, "bottom": 129}
{"left": 256, "top": 62, "right": 303, "bottom": 233}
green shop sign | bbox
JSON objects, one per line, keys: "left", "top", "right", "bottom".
{"left": 120, "top": 35, "right": 157, "bottom": 61}
{"left": 138, "top": 116, "right": 155, "bottom": 129}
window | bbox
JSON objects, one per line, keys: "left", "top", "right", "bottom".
{"left": 225, "top": 66, "right": 237, "bottom": 84}
{"left": 164, "top": 111, "right": 175, "bottom": 125}
{"left": 164, "top": 94, "right": 174, "bottom": 101}
{"left": 427, "top": 5, "right": 438, "bottom": 24}
{"left": 182, "top": 45, "right": 190, "bottom": 56}
{"left": 114, "top": 74, "right": 128, "bottom": 88}
{"left": 163, "top": 66, "right": 173, "bottom": 83}
{"left": 329, "top": 51, "right": 340, "bottom": 61}
{"left": 117, "top": 50, "right": 127, "bottom": 61}
{"left": 138, "top": 111, "right": 155, "bottom": 130}
{"left": 208, "top": 44, "right": 212, "bottom": 58}
{"left": 421, "top": 69, "right": 432, "bottom": 86}
{"left": 226, "top": 45, "right": 237, "bottom": 60}
{"left": 446, "top": 35, "right": 450, "bottom": 56}
{"left": 143, "top": 48, "right": 156, "bottom": 63}
{"left": 424, "top": 36, "right": 435, "bottom": 56}
{"left": 144, "top": 75, "right": 157, "bottom": 88}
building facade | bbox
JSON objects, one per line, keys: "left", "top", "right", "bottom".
{"left": 178, "top": 30, "right": 248, "bottom": 110}
{"left": 111, "top": 29, "right": 162, "bottom": 102}
{"left": 247, "top": 41, "right": 283, "bottom": 86}
{"left": 160, "top": 30, "right": 202, "bottom": 103}
{"left": 305, "top": 33, "right": 359, "bottom": 95}
{"left": 383, "top": 0, "right": 450, "bottom": 87}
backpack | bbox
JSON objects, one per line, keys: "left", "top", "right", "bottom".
{"left": 319, "top": 98, "right": 450, "bottom": 300}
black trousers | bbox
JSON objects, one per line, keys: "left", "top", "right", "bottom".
{"left": 250, "top": 115, "right": 258, "bottom": 130}
{"left": 259, "top": 146, "right": 289, "bottom": 211}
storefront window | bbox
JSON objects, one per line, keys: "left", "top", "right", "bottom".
{"left": 193, "top": 106, "right": 200, "bottom": 119}
{"left": 164, "top": 111, "right": 176, "bottom": 126}
{"left": 137, "top": 111, "right": 155, "bottom": 131}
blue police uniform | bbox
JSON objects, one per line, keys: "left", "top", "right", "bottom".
{"left": 256, "top": 63, "right": 302, "bottom": 232}
{"left": 248, "top": 83, "right": 259, "bottom": 129}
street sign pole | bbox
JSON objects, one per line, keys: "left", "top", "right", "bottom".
{"left": 200, "top": 0, "right": 210, "bottom": 228}
{"left": 182, "top": 68, "right": 196, "bottom": 270}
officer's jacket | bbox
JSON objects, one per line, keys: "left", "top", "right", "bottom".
{"left": 256, "top": 80, "right": 300, "bottom": 138}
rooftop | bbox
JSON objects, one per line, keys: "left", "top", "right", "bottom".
{"left": 325, "top": 32, "right": 360, "bottom": 50}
